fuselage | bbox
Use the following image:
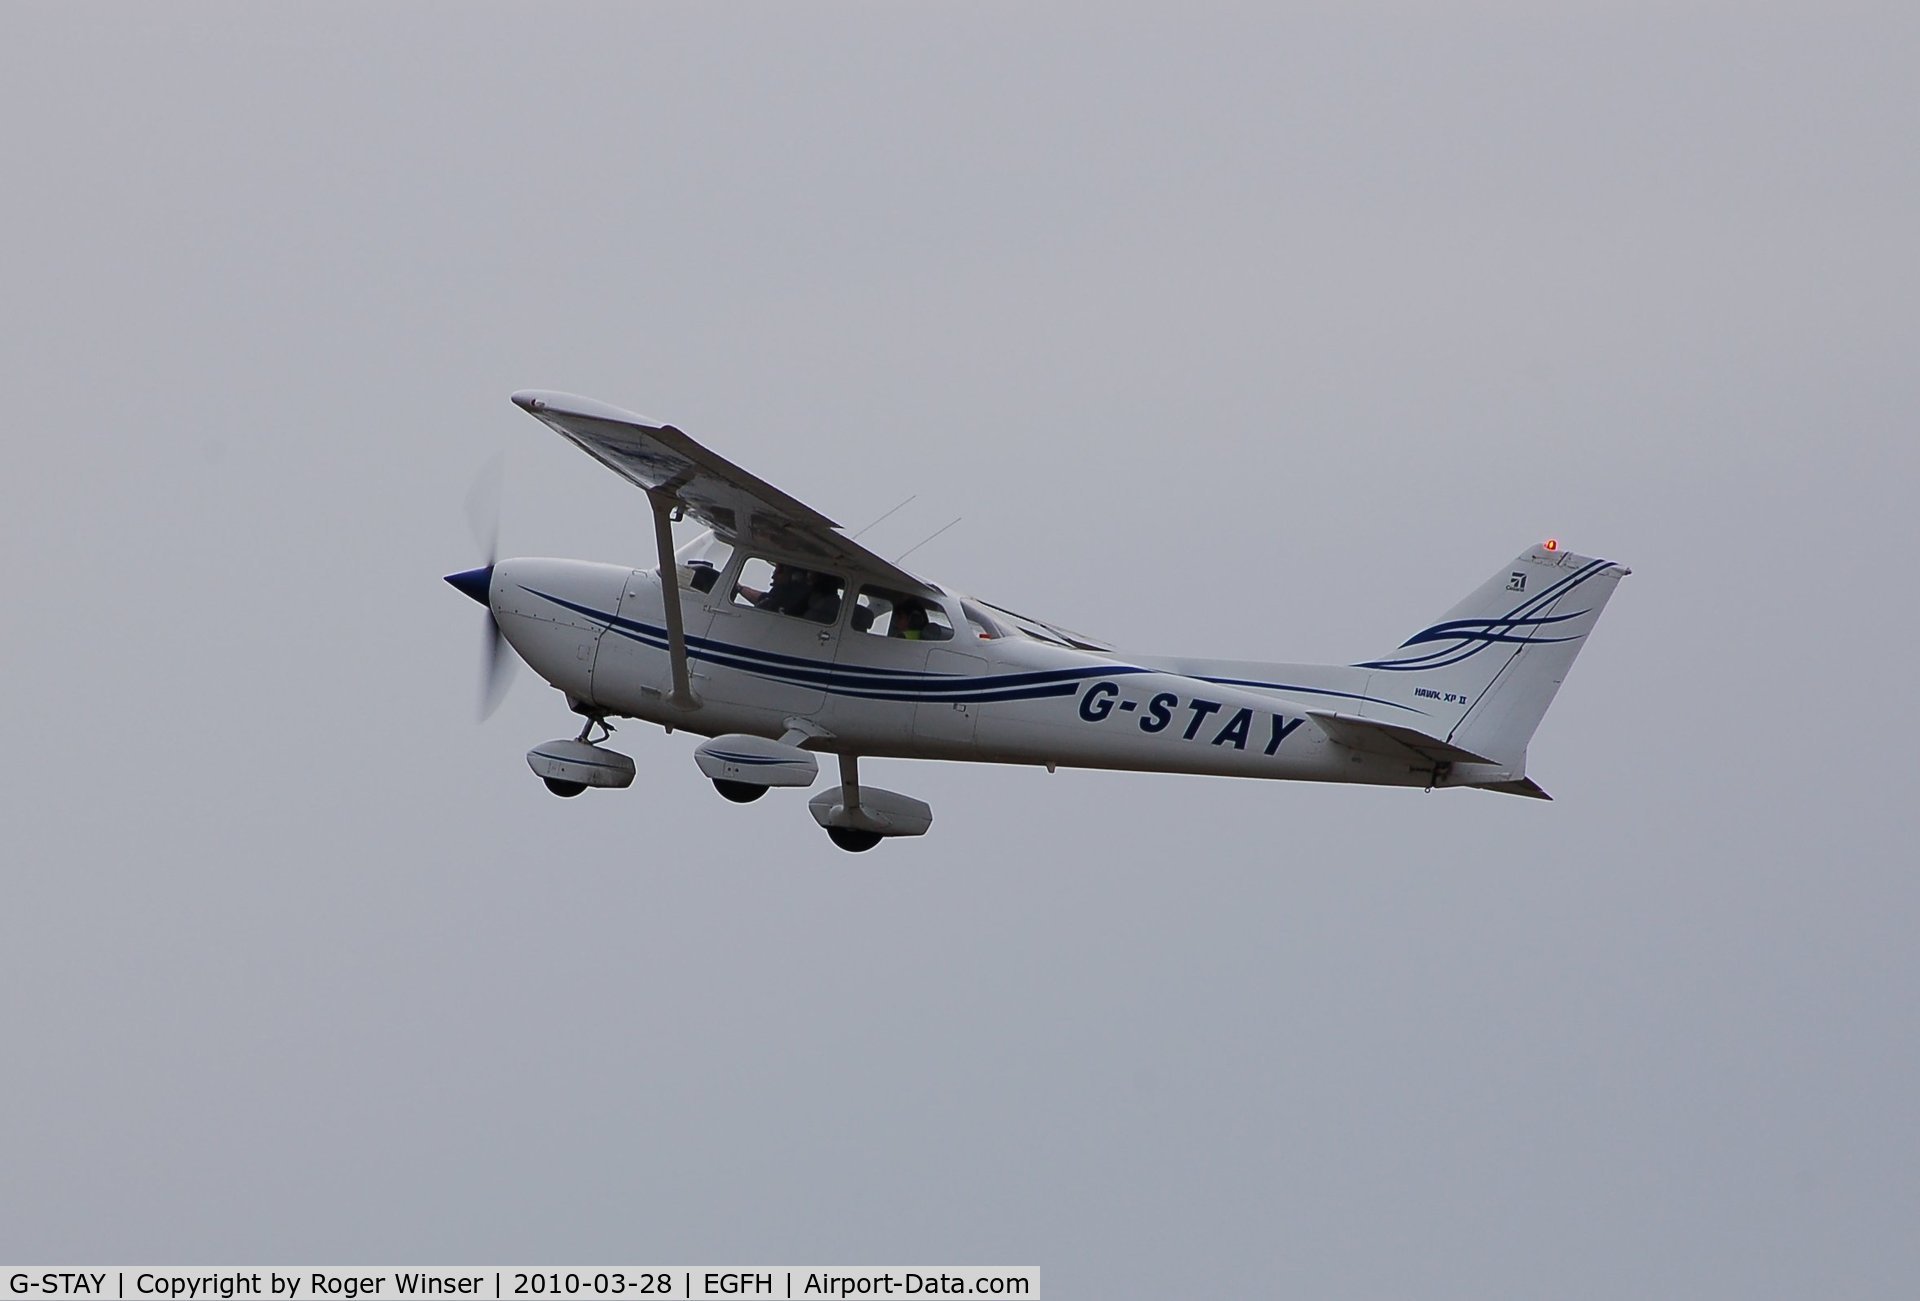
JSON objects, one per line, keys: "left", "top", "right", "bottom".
{"left": 486, "top": 557, "right": 1434, "bottom": 791}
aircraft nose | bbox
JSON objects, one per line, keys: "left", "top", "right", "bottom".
{"left": 444, "top": 565, "right": 494, "bottom": 606}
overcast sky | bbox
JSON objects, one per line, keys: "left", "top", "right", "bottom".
{"left": 4, "top": 4, "right": 1917, "bottom": 1295}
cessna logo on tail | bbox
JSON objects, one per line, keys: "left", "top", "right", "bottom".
{"left": 1078, "top": 681, "right": 1305, "bottom": 754}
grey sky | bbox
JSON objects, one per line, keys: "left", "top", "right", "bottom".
{"left": 3, "top": 4, "right": 1917, "bottom": 1295}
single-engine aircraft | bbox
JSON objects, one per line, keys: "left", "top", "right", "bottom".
{"left": 446, "top": 391, "right": 1629, "bottom": 851}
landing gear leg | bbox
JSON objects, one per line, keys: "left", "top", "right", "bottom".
{"left": 572, "top": 709, "right": 614, "bottom": 745}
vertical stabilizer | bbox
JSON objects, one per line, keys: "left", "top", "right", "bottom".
{"left": 1354, "top": 544, "right": 1630, "bottom": 773}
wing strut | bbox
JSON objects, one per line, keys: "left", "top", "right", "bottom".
{"left": 646, "top": 488, "right": 699, "bottom": 710}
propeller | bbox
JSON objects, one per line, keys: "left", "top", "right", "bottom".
{"left": 445, "top": 455, "right": 517, "bottom": 719}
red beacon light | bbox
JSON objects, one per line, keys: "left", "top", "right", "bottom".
{"left": 1542, "top": 538, "right": 1560, "bottom": 552}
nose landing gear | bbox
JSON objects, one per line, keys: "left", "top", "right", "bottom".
{"left": 526, "top": 712, "right": 635, "bottom": 797}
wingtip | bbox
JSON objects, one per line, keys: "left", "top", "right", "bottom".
{"left": 510, "top": 389, "right": 665, "bottom": 428}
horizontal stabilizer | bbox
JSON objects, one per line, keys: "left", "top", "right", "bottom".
{"left": 1474, "top": 776, "right": 1553, "bottom": 801}
{"left": 1307, "top": 710, "right": 1499, "bottom": 768}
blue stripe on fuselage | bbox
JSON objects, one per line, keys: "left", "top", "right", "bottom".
{"left": 519, "top": 585, "right": 1424, "bottom": 712}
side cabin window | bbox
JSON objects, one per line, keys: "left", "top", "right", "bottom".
{"left": 733, "top": 557, "right": 845, "bottom": 625}
{"left": 853, "top": 586, "right": 954, "bottom": 641}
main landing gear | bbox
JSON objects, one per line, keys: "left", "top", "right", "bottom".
{"left": 806, "top": 753, "right": 933, "bottom": 853}
{"left": 696, "top": 744, "right": 933, "bottom": 852}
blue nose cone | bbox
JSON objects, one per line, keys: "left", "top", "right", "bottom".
{"left": 445, "top": 565, "right": 495, "bottom": 606}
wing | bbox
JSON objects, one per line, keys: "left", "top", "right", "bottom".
{"left": 511, "top": 390, "right": 937, "bottom": 595}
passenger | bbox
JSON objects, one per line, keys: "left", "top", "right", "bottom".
{"left": 894, "top": 602, "right": 930, "bottom": 640}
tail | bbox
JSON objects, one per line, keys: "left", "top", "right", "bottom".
{"left": 1352, "top": 542, "right": 1630, "bottom": 794}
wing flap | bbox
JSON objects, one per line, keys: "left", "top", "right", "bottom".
{"left": 511, "top": 391, "right": 937, "bottom": 595}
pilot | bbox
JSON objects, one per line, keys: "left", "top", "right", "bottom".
{"left": 800, "top": 573, "right": 842, "bottom": 623}
{"left": 753, "top": 564, "right": 810, "bottom": 615}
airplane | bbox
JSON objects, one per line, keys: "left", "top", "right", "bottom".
{"left": 446, "top": 391, "right": 1630, "bottom": 852}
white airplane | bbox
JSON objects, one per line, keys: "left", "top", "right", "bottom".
{"left": 447, "top": 391, "right": 1630, "bottom": 852}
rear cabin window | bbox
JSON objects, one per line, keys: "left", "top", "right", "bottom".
{"left": 852, "top": 587, "right": 954, "bottom": 641}
{"left": 733, "top": 558, "right": 845, "bottom": 624}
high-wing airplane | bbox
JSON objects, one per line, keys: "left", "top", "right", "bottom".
{"left": 446, "top": 391, "right": 1629, "bottom": 851}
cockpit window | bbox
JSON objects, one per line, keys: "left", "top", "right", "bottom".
{"left": 734, "top": 557, "right": 845, "bottom": 624}
{"left": 853, "top": 586, "right": 954, "bottom": 641}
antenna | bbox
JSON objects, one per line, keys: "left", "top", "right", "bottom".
{"left": 896, "top": 516, "right": 962, "bottom": 563}
{"left": 850, "top": 493, "right": 918, "bottom": 541}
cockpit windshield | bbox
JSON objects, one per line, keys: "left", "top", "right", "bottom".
{"left": 957, "top": 597, "right": 1112, "bottom": 652}
{"left": 672, "top": 529, "right": 735, "bottom": 594}
{"left": 958, "top": 600, "right": 1010, "bottom": 641}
